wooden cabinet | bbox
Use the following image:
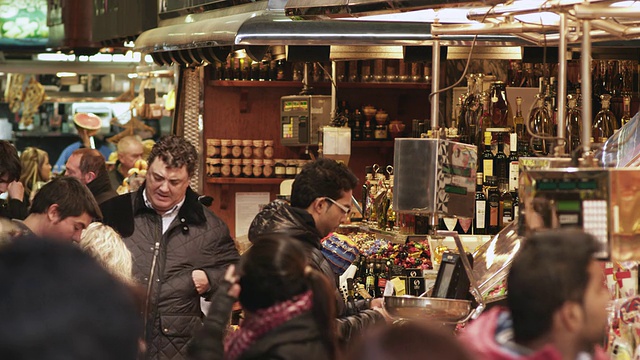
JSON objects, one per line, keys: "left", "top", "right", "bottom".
{"left": 202, "top": 67, "right": 430, "bottom": 237}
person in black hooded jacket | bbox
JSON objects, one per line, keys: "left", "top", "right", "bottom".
{"left": 248, "top": 158, "right": 385, "bottom": 348}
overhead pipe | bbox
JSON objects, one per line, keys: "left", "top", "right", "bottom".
{"left": 430, "top": 22, "right": 551, "bottom": 36}
{"left": 581, "top": 20, "right": 592, "bottom": 156}
{"left": 466, "top": 0, "right": 608, "bottom": 21}
{"left": 573, "top": 4, "right": 640, "bottom": 19}
{"left": 556, "top": 12, "right": 567, "bottom": 155}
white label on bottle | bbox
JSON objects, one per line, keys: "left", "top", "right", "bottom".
{"left": 476, "top": 200, "right": 486, "bottom": 228}
{"left": 509, "top": 161, "right": 519, "bottom": 191}
{"left": 483, "top": 159, "right": 493, "bottom": 182}
{"left": 514, "top": 204, "right": 519, "bottom": 219}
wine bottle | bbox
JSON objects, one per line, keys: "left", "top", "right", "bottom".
{"left": 513, "top": 96, "right": 526, "bottom": 142}
{"left": 481, "top": 132, "right": 494, "bottom": 184}
{"left": 499, "top": 180, "right": 513, "bottom": 229}
{"left": 490, "top": 81, "right": 510, "bottom": 128}
{"left": 566, "top": 94, "right": 582, "bottom": 153}
{"left": 621, "top": 95, "right": 632, "bottom": 127}
{"left": 592, "top": 94, "right": 616, "bottom": 144}
{"left": 508, "top": 133, "right": 519, "bottom": 192}
{"left": 473, "top": 173, "right": 486, "bottom": 235}
{"left": 494, "top": 135, "right": 508, "bottom": 183}
{"left": 486, "top": 176, "right": 500, "bottom": 235}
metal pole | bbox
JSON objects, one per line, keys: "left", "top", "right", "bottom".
{"left": 431, "top": 39, "right": 440, "bottom": 132}
{"left": 581, "top": 20, "right": 592, "bottom": 154}
{"left": 556, "top": 12, "right": 567, "bottom": 155}
{"left": 331, "top": 61, "right": 337, "bottom": 120}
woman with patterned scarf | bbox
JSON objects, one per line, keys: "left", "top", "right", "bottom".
{"left": 188, "top": 235, "right": 339, "bottom": 360}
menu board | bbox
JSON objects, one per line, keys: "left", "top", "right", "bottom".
{"left": 0, "top": 0, "right": 49, "bottom": 47}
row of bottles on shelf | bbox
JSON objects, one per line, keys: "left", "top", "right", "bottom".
{"left": 210, "top": 56, "right": 432, "bottom": 83}
{"left": 507, "top": 60, "right": 637, "bottom": 97}
{"left": 455, "top": 73, "right": 634, "bottom": 155}
{"left": 335, "top": 101, "right": 407, "bottom": 141}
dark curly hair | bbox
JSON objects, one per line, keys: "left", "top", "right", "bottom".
{"left": 147, "top": 136, "right": 198, "bottom": 176}
{"left": 0, "top": 140, "right": 21, "bottom": 183}
{"left": 290, "top": 158, "right": 358, "bottom": 209}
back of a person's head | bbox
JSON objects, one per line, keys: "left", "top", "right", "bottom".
{"left": 147, "top": 136, "right": 198, "bottom": 176}
{"left": 78, "top": 222, "right": 133, "bottom": 284}
{"left": 0, "top": 140, "right": 21, "bottom": 182}
{"left": 348, "top": 322, "right": 474, "bottom": 360}
{"left": 30, "top": 176, "right": 102, "bottom": 221}
{"left": 239, "top": 235, "right": 337, "bottom": 356}
{"left": 20, "top": 147, "right": 49, "bottom": 195}
{"left": 0, "top": 236, "right": 141, "bottom": 360}
{"left": 508, "top": 229, "right": 598, "bottom": 343}
{"left": 73, "top": 148, "right": 107, "bottom": 177}
{"left": 290, "top": 158, "right": 358, "bottom": 209}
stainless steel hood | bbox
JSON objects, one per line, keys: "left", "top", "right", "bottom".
{"left": 283, "top": 0, "right": 502, "bottom": 19}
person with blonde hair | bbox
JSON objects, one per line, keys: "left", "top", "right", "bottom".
{"left": 78, "top": 222, "right": 134, "bottom": 284}
{"left": 19, "top": 147, "right": 52, "bottom": 202}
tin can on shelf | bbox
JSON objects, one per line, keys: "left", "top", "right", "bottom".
{"left": 285, "top": 160, "right": 297, "bottom": 178}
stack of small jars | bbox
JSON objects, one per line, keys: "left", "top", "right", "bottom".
{"left": 205, "top": 139, "right": 275, "bottom": 178}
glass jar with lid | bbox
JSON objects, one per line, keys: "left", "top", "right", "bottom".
{"left": 242, "top": 140, "right": 253, "bottom": 159}
{"left": 231, "top": 159, "right": 242, "bottom": 177}
{"left": 231, "top": 139, "right": 243, "bottom": 159}
{"left": 211, "top": 158, "right": 221, "bottom": 177}
{"left": 252, "top": 159, "right": 264, "bottom": 178}
{"left": 285, "top": 160, "right": 297, "bottom": 178}
{"left": 274, "top": 159, "right": 286, "bottom": 178}
{"left": 252, "top": 140, "right": 264, "bottom": 159}
{"left": 263, "top": 159, "right": 274, "bottom": 178}
{"left": 263, "top": 140, "right": 274, "bottom": 159}
{"left": 242, "top": 159, "right": 253, "bottom": 178}
{"left": 221, "top": 158, "right": 232, "bottom": 177}
{"left": 220, "top": 139, "right": 232, "bottom": 159}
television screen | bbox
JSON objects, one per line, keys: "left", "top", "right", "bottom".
{"left": 0, "top": 0, "right": 49, "bottom": 47}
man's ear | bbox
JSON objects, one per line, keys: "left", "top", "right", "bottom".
{"left": 84, "top": 171, "right": 97, "bottom": 183}
{"left": 46, "top": 204, "right": 61, "bottom": 223}
{"left": 308, "top": 197, "right": 325, "bottom": 215}
{"left": 556, "top": 301, "right": 583, "bottom": 333}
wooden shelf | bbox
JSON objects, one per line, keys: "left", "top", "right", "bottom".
{"left": 352, "top": 140, "right": 394, "bottom": 148}
{"left": 208, "top": 80, "right": 431, "bottom": 90}
{"left": 206, "top": 177, "right": 286, "bottom": 185}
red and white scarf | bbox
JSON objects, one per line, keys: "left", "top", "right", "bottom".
{"left": 224, "top": 290, "right": 313, "bottom": 360}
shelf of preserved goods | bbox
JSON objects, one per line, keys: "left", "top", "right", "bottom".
{"left": 205, "top": 177, "right": 285, "bottom": 185}
{"left": 208, "top": 80, "right": 431, "bottom": 90}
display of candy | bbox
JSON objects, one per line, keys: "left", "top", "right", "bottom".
{"left": 346, "top": 231, "right": 432, "bottom": 270}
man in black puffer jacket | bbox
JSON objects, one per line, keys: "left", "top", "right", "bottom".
{"left": 249, "top": 158, "right": 385, "bottom": 348}
{"left": 101, "top": 136, "right": 239, "bottom": 360}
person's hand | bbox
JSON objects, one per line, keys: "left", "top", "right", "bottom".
{"left": 370, "top": 297, "right": 384, "bottom": 309}
{"left": 224, "top": 265, "right": 240, "bottom": 298}
{"left": 7, "top": 181, "right": 24, "bottom": 202}
{"left": 371, "top": 298, "right": 393, "bottom": 323}
{"left": 192, "top": 269, "right": 210, "bottom": 295}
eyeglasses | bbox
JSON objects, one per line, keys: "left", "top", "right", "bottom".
{"left": 324, "top": 197, "right": 351, "bottom": 215}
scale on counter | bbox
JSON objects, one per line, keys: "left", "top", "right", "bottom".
{"left": 280, "top": 95, "right": 332, "bottom": 146}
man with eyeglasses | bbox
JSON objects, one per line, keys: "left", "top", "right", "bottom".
{"left": 249, "top": 158, "right": 385, "bottom": 349}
